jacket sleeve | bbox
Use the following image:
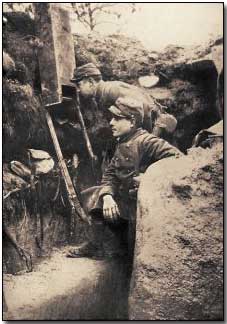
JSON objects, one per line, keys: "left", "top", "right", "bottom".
{"left": 140, "top": 134, "right": 183, "bottom": 165}
{"left": 99, "top": 158, "right": 120, "bottom": 198}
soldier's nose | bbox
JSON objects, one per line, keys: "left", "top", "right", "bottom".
{"left": 110, "top": 118, "right": 115, "bottom": 126}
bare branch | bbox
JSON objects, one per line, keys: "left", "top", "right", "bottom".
{"left": 71, "top": 3, "right": 137, "bottom": 31}
{"left": 90, "top": 3, "right": 118, "bottom": 14}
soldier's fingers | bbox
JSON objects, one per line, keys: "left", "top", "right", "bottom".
{"left": 113, "top": 205, "right": 121, "bottom": 221}
{"left": 106, "top": 208, "right": 113, "bottom": 221}
{"left": 111, "top": 207, "right": 118, "bottom": 221}
{"left": 105, "top": 207, "right": 115, "bottom": 223}
{"left": 115, "top": 204, "right": 120, "bottom": 216}
{"left": 103, "top": 208, "right": 109, "bottom": 219}
{"left": 109, "top": 208, "right": 116, "bottom": 222}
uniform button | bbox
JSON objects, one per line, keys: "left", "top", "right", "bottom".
{"left": 126, "top": 157, "right": 129, "bottom": 161}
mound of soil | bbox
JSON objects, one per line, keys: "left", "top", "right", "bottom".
{"left": 130, "top": 141, "right": 223, "bottom": 320}
{"left": 74, "top": 33, "right": 154, "bottom": 82}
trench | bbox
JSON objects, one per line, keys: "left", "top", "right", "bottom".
{"left": 3, "top": 248, "right": 131, "bottom": 320}
{"left": 3, "top": 10, "right": 222, "bottom": 321}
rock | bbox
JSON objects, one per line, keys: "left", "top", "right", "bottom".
{"left": 192, "top": 120, "right": 223, "bottom": 148}
{"left": 3, "top": 51, "right": 15, "bottom": 75}
{"left": 3, "top": 164, "right": 28, "bottom": 197}
{"left": 148, "top": 52, "right": 159, "bottom": 61}
{"left": 148, "top": 87, "right": 174, "bottom": 100}
{"left": 138, "top": 75, "right": 159, "bottom": 88}
{"left": 28, "top": 149, "right": 51, "bottom": 160}
{"left": 28, "top": 149, "right": 55, "bottom": 174}
{"left": 10, "top": 161, "right": 31, "bottom": 179}
{"left": 34, "top": 159, "right": 55, "bottom": 175}
{"left": 207, "top": 119, "right": 223, "bottom": 135}
{"left": 129, "top": 142, "right": 223, "bottom": 320}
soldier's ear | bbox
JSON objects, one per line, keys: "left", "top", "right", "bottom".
{"left": 130, "top": 117, "right": 136, "bottom": 128}
{"left": 88, "top": 77, "right": 96, "bottom": 85}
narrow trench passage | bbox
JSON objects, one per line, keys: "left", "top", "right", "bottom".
{"left": 3, "top": 248, "right": 131, "bottom": 320}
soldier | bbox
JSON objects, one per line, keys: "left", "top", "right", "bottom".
{"left": 71, "top": 63, "right": 158, "bottom": 133}
{"left": 67, "top": 97, "right": 182, "bottom": 260}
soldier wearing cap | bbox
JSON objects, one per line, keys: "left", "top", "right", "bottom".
{"left": 71, "top": 63, "right": 157, "bottom": 133}
{"left": 67, "top": 97, "right": 182, "bottom": 261}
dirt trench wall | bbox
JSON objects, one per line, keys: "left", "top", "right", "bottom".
{"left": 3, "top": 174, "right": 72, "bottom": 274}
{"left": 153, "top": 61, "right": 220, "bottom": 150}
{"left": 129, "top": 142, "right": 223, "bottom": 320}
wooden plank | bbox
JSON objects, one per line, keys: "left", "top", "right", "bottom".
{"left": 34, "top": 4, "right": 76, "bottom": 105}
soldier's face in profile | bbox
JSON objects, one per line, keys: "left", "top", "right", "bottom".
{"left": 110, "top": 116, "right": 133, "bottom": 138}
{"left": 77, "top": 78, "right": 94, "bottom": 98}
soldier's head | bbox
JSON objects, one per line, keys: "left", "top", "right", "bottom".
{"left": 108, "top": 97, "right": 144, "bottom": 138}
{"left": 71, "top": 63, "right": 102, "bottom": 98}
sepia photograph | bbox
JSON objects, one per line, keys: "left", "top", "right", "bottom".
{"left": 2, "top": 2, "right": 224, "bottom": 320}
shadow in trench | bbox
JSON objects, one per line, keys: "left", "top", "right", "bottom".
{"left": 40, "top": 257, "right": 131, "bottom": 320}
{"left": 4, "top": 254, "right": 133, "bottom": 320}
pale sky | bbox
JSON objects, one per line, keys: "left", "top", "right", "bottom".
{"left": 70, "top": 3, "right": 223, "bottom": 51}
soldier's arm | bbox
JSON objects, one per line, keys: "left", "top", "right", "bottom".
{"left": 141, "top": 134, "right": 182, "bottom": 164}
{"left": 99, "top": 159, "right": 121, "bottom": 222}
{"left": 99, "top": 158, "right": 120, "bottom": 198}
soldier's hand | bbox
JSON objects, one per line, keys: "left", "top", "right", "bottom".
{"left": 103, "top": 195, "right": 120, "bottom": 223}
{"left": 133, "top": 173, "right": 143, "bottom": 187}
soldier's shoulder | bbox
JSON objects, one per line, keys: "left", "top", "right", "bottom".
{"left": 98, "top": 80, "right": 122, "bottom": 95}
{"left": 137, "top": 129, "right": 155, "bottom": 138}
{"left": 129, "top": 129, "right": 154, "bottom": 143}
{"left": 135, "top": 130, "right": 164, "bottom": 146}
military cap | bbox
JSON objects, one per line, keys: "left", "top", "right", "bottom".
{"left": 109, "top": 97, "right": 144, "bottom": 122}
{"left": 71, "top": 63, "right": 101, "bottom": 83}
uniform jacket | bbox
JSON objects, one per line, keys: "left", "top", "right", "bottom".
{"left": 99, "top": 128, "right": 182, "bottom": 198}
{"left": 95, "top": 80, "right": 156, "bottom": 132}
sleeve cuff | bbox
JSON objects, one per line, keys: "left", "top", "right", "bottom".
{"left": 99, "top": 186, "right": 115, "bottom": 199}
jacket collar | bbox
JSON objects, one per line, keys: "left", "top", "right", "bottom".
{"left": 117, "top": 128, "right": 145, "bottom": 143}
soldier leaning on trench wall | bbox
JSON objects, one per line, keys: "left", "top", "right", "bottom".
{"left": 66, "top": 97, "right": 182, "bottom": 265}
